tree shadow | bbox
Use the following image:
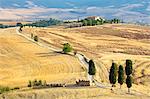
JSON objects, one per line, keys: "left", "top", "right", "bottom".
{"left": 35, "top": 51, "right": 75, "bottom": 57}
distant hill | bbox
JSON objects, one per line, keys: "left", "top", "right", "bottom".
{"left": 0, "top": 0, "right": 150, "bottom": 24}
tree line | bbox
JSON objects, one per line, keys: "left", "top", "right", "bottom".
{"left": 109, "top": 60, "right": 133, "bottom": 93}
{"left": 0, "top": 24, "right": 16, "bottom": 28}
{"left": 80, "top": 18, "right": 121, "bottom": 26}
{"left": 24, "top": 18, "right": 62, "bottom": 27}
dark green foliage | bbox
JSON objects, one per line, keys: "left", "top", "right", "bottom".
{"left": 28, "top": 79, "right": 43, "bottom": 87}
{"left": 28, "top": 80, "right": 32, "bottom": 87}
{"left": 88, "top": 19, "right": 93, "bottom": 26}
{"left": 0, "top": 86, "right": 10, "bottom": 94}
{"left": 16, "top": 22, "right": 22, "bottom": 27}
{"left": 126, "top": 75, "right": 132, "bottom": 88}
{"left": 31, "top": 33, "right": 34, "bottom": 39}
{"left": 0, "top": 24, "right": 4, "bottom": 28}
{"left": 19, "top": 26, "right": 23, "bottom": 32}
{"left": 80, "top": 18, "right": 121, "bottom": 26}
{"left": 125, "top": 59, "right": 133, "bottom": 75}
{"left": 38, "top": 80, "right": 42, "bottom": 86}
{"left": 118, "top": 65, "right": 124, "bottom": 88}
{"left": 109, "top": 62, "right": 118, "bottom": 86}
{"left": 34, "top": 36, "right": 38, "bottom": 42}
{"left": 83, "top": 20, "right": 88, "bottom": 26}
{"left": 126, "top": 75, "right": 133, "bottom": 93}
{"left": 43, "top": 80, "right": 47, "bottom": 86}
{"left": 25, "top": 18, "right": 62, "bottom": 27}
{"left": 0, "top": 24, "right": 16, "bottom": 29}
{"left": 33, "top": 79, "right": 38, "bottom": 86}
{"left": 88, "top": 60, "right": 96, "bottom": 75}
{"left": 13, "top": 87, "right": 20, "bottom": 90}
{"left": 111, "top": 18, "right": 121, "bottom": 23}
{"left": 63, "top": 43, "right": 72, "bottom": 53}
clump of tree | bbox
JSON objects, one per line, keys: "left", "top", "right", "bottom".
{"left": 63, "top": 43, "right": 72, "bottom": 53}
{"left": 0, "top": 86, "right": 10, "bottom": 94}
{"left": 16, "top": 22, "right": 23, "bottom": 27}
{"left": 28, "top": 79, "right": 43, "bottom": 87}
{"left": 0, "top": 24, "right": 15, "bottom": 29}
{"left": 81, "top": 19, "right": 104, "bottom": 26}
{"left": 118, "top": 65, "right": 124, "bottom": 89}
{"left": 108, "top": 59, "right": 133, "bottom": 93}
{"left": 110, "top": 18, "right": 121, "bottom": 23}
{"left": 109, "top": 62, "right": 118, "bottom": 88}
{"left": 81, "top": 18, "right": 121, "bottom": 27}
{"left": 34, "top": 35, "right": 38, "bottom": 42}
{"left": 125, "top": 59, "right": 133, "bottom": 93}
{"left": 25, "top": 18, "right": 62, "bottom": 27}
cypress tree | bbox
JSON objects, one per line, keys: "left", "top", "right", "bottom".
{"left": 126, "top": 75, "right": 133, "bottom": 93}
{"left": 125, "top": 59, "right": 133, "bottom": 75}
{"left": 88, "top": 60, "right": 96, "bottom": 75}
{"left": 109, "top": 62, "right": 117, "bottom": 88}
{"left": 118, "top": 65, "right": 124, "bottom": 89}
{"left": 34, "top": 36, "right": 38, "bottom": 42}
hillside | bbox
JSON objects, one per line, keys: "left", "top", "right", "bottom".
{"left": 23, "top": 24, "right": 150, "bottom": 84}
{"left": 0, "top": 24, "right": 150, "bottom": 99}
{"left": 0, "top": 28, "right": 85, "bottom": 87}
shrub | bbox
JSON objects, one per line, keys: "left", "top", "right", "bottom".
{"left": 0, "top": 86, "right": 10, "bottom": 94}
{"left": 34, "top": 36, "right": 38, "bottom": 42}
{"left": 13, "top": 87, "right": 20, "bottom": 90}
{"left": 63, "top": 43, "right": 72, "bottom": 53}
{"left": 38, "top": 80, "right": 42, "bottom": 86}
{"left": 28, "top": 80, "right": 32, "bottom": 87}
{"left": 31, "top": 33, "right": 34, "bottom": 39}
{"left": 43, "top": 80, "right": 47, "bottom": 86}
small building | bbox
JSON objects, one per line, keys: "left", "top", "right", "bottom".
{"left": 65, "top": 22, "right": 83, "bottom": 28}
{"left": 76, "top": 80, "right": 90, "bottom": 86}
{"left": 85, "top": 16, "right": 105, "bottom": 21}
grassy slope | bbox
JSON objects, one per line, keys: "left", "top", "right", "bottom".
{"left": 23, "top": 24, "right": 150, "bottom": 84}
{"left": 0, "top": 28, "right": 85, "bottom": 87}
{"left": 0, "top": 24, "right": 150, "bottom": 99}
{"left": 21, "top": 24, "right": 150, "bottom": 96}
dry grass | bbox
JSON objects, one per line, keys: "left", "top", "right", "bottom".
{"left": 22, "top": 24, "right": 150, "bottom": 96}
{"left": 0, "top": 24, "right": 150, "bottom": 98}
{"left": 0, "top": 28, "right": 85, "bottom": 87}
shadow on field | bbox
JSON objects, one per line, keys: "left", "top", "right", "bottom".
{"left": 35, "top": 51, "right": 74, "bottom": 57}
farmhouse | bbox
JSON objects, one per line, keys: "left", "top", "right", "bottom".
{"left": 85, "top": 16, "right": 105, "bottom": 21}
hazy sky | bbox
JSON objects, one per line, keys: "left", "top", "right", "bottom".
{"left": 0, "top": 0, "right": 150, "bottom": 23}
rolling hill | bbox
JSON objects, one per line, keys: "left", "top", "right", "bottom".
{"left": 0, "top": 24, "right": 150, "bottom": 99}
{"left": 0, "top": 28, "right": 85, "bottom": 87}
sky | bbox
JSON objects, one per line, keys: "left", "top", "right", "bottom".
{"left": 0, "top": 0, "right": 150, "bottom": 23}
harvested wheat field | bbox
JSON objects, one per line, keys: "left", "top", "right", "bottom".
{"left": 0, "top": 24, "right": 150, "bottom": 99}
{"left": 0, "top": 28, "right": 85, "bottom": 87}
{"left": 23, "top": 24, "right": 150, "bottom": 83}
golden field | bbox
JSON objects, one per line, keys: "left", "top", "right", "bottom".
{"left": 0, "top": 28, "right": 85, "bottom": 87}
{"left": 0, "top": 24, "right": 150, "bottom": 99}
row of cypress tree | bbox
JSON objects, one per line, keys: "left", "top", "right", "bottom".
{"left": 109, "top": 59, "right": 133, "bottom": 93}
